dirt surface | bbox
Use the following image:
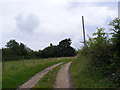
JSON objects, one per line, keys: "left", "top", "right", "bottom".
{"left": 54, "top": 61, "right": 74, "bottom": 88}
{"left": 17, "top": 62, "right": 63, "bottom": 89}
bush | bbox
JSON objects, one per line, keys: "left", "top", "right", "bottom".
{"left": 80, "top": 18, "right": 120, "bottom": 87}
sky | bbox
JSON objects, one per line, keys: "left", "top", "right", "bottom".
{"left": 0, "top": 0, "right": 119, "bottom": 51}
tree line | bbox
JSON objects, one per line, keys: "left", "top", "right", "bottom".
{"left": 2, "top": 38, "right": 76, "bottom": 60}
{"left": 80, "top": 18, "right": 120, "bottom": 87}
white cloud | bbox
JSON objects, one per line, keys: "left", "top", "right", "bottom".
{"left": 15, "top": 13, "right": 39, "bottom": 33}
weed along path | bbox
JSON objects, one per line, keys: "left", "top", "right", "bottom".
{"left": 18, "top": 62, "right": 63, "bottom": 89}
{"left": 54, "top": 61, "right": 74, "bottom": 88}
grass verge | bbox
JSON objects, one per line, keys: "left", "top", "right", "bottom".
{"left": 3, "top": 57, "right": 71, "bottom": 88}
{"left": 70, "top": 55, "right": 109, "bottom": 88}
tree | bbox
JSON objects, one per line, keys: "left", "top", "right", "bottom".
{"left": 50, "top": 43, "right": 53, "bottom": 47}
{"left": 3, "top": 39, "right": 34, "bottom": 60}
{"left": 41, "top": 46, "right": 59, "bottom": 58}
{"left": 86, "top": 28, "right": 108, "bottom": 47}
{"left": 109, "top": 18, "right": 120, "bottom": 56}
{"left": 83, "top": 28, "right": 111, "bottom": 72}
{"left": 58, "top": 38, "right": 71, "bottom": 48}
{"left": 19, "top": 43, "right": 28, "bottom": 56}
{"left": 5, "top": 39, "right": 20, "bottom": 55}
{"left": 34, "top": 50, "right": 42, "bottom": 58}
{"left": 108, "top": 18, "right": 120, "bottom": 87}
{"left": 40, "top": 38, "right": 76, "bottom": 58}
{"left": 80, "top": 18, "right": 120, "bottom": 87}
{"left": 58, "top": 38, "right": 76, "bottom": 57}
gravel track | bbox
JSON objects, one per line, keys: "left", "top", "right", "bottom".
{"left": 17, "top": 62, "right": 63, "bottom": 89}
{"left": 54, "top": 61, "right": 74, "bottom": 88}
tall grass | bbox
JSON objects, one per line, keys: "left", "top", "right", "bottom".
{"left": 70, "top": 55, "right": 109, "bottom": 88}
{"left": 3, "top": 57, "right": 71, "bottom": 88}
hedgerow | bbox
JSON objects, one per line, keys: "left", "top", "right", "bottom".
{"left": 80, "top": 18, "right": 120, "bottom": 87}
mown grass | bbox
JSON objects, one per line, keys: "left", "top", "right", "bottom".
{"left": 70, "top": 55, "right": 109, "bottom": 88}
{"left": 33, "top": 63, "right": 63, "bottom": 88}
{"left": 2, "top": 57, "right": 72, "bottom": 88}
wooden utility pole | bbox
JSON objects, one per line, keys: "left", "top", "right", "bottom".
{"left": 82, "top": 16, "right": 86, "bottom": 46}
{"left": 118, "top": 1, "right": 120, "bottom": 18}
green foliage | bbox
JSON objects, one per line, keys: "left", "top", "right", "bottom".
{"left": 108, "top": 18, "right": 120, "bottom": 87}
{"left": 19, "top": 43, "right": 28, "bottom": 56}
{"left": 70, "top": 55, "right": 109, "bottom": 88}
{"left": 109, "top": 18, "right": 120, "bottom": 56}
{"left": 40, "top": 38, "right": 76, "bottom": 58}
{"left": 5, "top": 39, "right": 20, "bottom": 55}
{"left": 80, "top": 18, "right": 120, "bottom": 87}
{"left": 58, "top": 38, "right": 71, "bottom": 48}
{"left": 2, "top": 38, "right": 76, "bottom": 60}
{"left": 5, "top": 40, "right": 19, "bottom": 50}
{"left": 41, "top": 46, "right": 59, "bottom": 58}
{"left": 86, "top": 27, "right": 109, "bottom": 47}
{"left": 58, "top": 38, "right": 76, "bottom": 57}
{"left": 2, "top": 39, "right": 34, "bottom": 60}
{"left": 84, "top": 28, "right": 111, "bottom": 71}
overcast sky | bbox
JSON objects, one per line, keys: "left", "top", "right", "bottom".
{"left": 0, "top": 0, "right": 119, "bottom": 51}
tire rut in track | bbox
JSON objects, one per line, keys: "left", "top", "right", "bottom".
{"left": 54, "top": 61, "right": 74, "bottom": 88}
{"left": 17, "top": 62, "right": 63, "bottom": 89}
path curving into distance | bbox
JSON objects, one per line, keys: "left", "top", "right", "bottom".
{"left": 17, "top": 62, "right": 63, "bottom": 89}
{"left": 54, "top": 61, "right": 74, "bottom": 88}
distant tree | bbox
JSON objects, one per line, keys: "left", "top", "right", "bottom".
{"left": 3, "top": 39, "right": 34, "bottom": 60}
{"left": 24, "top": 47, "right": 34, "bottom": 59}
{"left": 58, "top": 38, "right": 71, "bottom": 48}
{"left": 5, "top": 39, "right": 20, "bottom": 55}
{"left": 2, "top": 38, "right": 76, "bottom": 60}
{"left": 40, "top": 38, "right": 76, "bottom": 58}
{"left": 2, "top": 48, "right": 15, "bottom": 57}
{"left": 58, "top": 38, "right": 76, "bottom": 57}
{"left": 41, "top": 46, "right": 59, "bottom": 58}
{"left": 19, "top": 43, "right": 28, "bottom": 56}
{"left": 50, "top": 43, "right": 53, "bottom": 47}
{"left": 34, "top": 50, "right": 42, "bottom": 58}
{"left": 6, "top": 39, "right": 19, "bottom": 49}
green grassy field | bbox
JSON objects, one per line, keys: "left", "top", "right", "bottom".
{"left": 2, "top": 57, "right": 72, "bottom": 88}
{"left": 3, "top": 55, "right": 110, "bottom": 88}
{"left": 70, "top": 55, "right": 109, "bottom": 88}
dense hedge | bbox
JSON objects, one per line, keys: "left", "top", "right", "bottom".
{"left": 80, "top": 18, "right": 120, "bottom": 87}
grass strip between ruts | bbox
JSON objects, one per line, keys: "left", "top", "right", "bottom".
{"left": 33, "top": 63, "right": 64, "bottom": 88}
